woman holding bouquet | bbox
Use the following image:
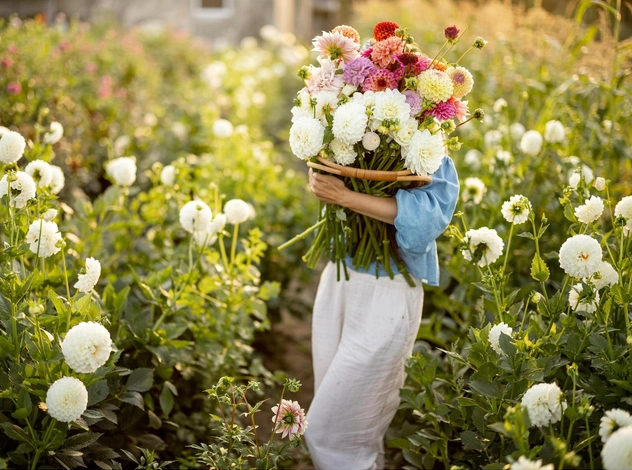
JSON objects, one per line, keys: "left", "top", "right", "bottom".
{"left": 305, "top": 155, "right": 459, "bottom": 469}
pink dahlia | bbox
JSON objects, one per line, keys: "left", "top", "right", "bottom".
{"left": 428, "top": 100, "right": 457, "bottom": 121}
{"left": 450, "top": 97, "right": 469, "bottom": 122}
{"left": 361, "top": 47, "right": 373, "bottom": 59}
{"left": 313, "top": 31, "right": 360, "bottom": 63}
{"left": 271, "top": 399, "right": 308, "bottom": 440}
{"left": 403, "top": 90, "right": 423, "bottom": 116}
{"left": 363, "top": 68, "right": 398, "bottom": 92}
{"left": 2, "top": 57, "right": 13, "bottom": 68}
{"left": 343, "top": 57, "right": 375, "bottom": 87}
{"left": 306, "top": 60, "right": 345, "bottom": 95}
{"left": 7, "top": 81, "right": 21, "bottom": 95}
{"left": 371, "top": 36, "right": 403, "bottom": 68}
{"left": 444, "top": 25, "right": 460, "bottom": 40}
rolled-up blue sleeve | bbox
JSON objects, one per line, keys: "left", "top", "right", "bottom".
{"left": 394, "top": 156, "right": 459, "bottom": 256}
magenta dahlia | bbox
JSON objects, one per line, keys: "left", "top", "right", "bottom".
{"left": 428, "top": 100, "right": 457, "bottom": 121}
{"left": 362, "top": 68, "right": 398, "bottom": 92}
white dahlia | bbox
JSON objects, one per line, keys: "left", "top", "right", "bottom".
{"left": 45, "top": 377, "right": 88, "bottom": 423}
{"left": 49, "top": 165, "right": 65, "bottom": 194}
{"left": 209, "top": 213, "right": 227, "bottom": 233}
{"left": 501, "top": 195, "right": 532, "bottom": 225}
{"left": 586, "top": 260, "right": 619, "bottom": 290}
{"left": 43, "top": 121, "right": 64, "bottom": 145}
{"left": 43, "top": 209, "right": 58, "bottom": 222}
{"left": 575, "top": 196, "right": 604, "bottom": 224}
{"left": 160, "top": 165, "right": 176, "bottom": 186}
{"left": 493, "top": 98, "right": 508, "bottom": 113}
{"left": 544, "top": 120, "right": 565, "bottom": 143}
{"left": 511, "top": 456, "right": 554, "bottom": 470}
{"left": 332, "top": 102, "right": 368, "bottom": 145}
{"left": 568, "top": 283, "right": 600, "bottom": 313}
{"left": 600, "top": 409, "right": 632, "bottom": 443}
{"left": 496, "top": 150, "right": 512, "bottom": 165}
{"left": 362, "top": 131, "right": 380, "bottom": 151}
{"left": 615, "top": 196, "right": 632, "bottom": 233}
{"left": 62, "top": 322, "right": 112, "bottom": 373}
{"left": 462, "top": 177, "right": 486, "bottom": 204}
{"left": 373, "top": 89, "right": 411, "bottom": 125}
{"left": 593, "top": 177, "right": 606, "bottom": 191}
{"left": 74, "top": 257, "right": 101, "bottom": 294}
{"left": 489, "top": 322, "right": 513, "bottom": 355}
{"left": 558, "top": 234, "right": 602, "bottom": 278}
{"left": 392, "top": 118, "right": 418, "bottom": 148}
{"left": 417, "top": 69, "right": 454, "bottom": 103}
{"left": 464, "top": 149, "right": 482, "bottom": 170}
{"left": 484, "top": 130, "right": 502, "bottom": 149}
{"left": 224, "top": 199, "right": 251, "bottom": 224}
{"left": 193, "top": 231, "right": 218, "bottom": 247}
{"left": 25, "top": 159, "right": 53, "bottom": 188}
{"left": 106, "top": 157, "right": 137, "bottom": 187}
{"left": 25, "top": 219, "right": 62, "bottom": 258}
{"left": 212, "top": 119, "right": 234, "bottom": 138}
{"left": 461, "top": 227, "right": 505, "bottom": 267}
{"left": 403, "top": 129, "right": 444, "bottom": 176}
{"left": 329, "top": 138, "right": 357, "bottom": 166}
{"left": 602, "top": 426, "right": 632, "bottom": 470}
{"left": 179, "top": 200, "right": 212, "bottom": 233}
{"left": 520, "top": 130, "right": 543, "bottom": 155}
{"left": 446, "top": 66, "right": 474, "bottom": 99}
{"left": 0, "top": 171, "right": 36, "bottom": 209}
{"left": 521, "top": 382, "right": 567, "bottom": 428}
{"left": 0, "top": 130, "right": 26, "bottom": 164}
{"left": 568, "top": 172, "right": 581, "bottom": 190}
{"left": 510, "top": 122, "right": 526, "bottom": 140}
{"left": 289, "top": 117, "right": 325, "bottom": 160}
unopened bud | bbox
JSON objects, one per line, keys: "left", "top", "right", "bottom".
{"left": 473, "top": 37, "right": 488, "bottom": 49}
{"left": 473, "top": 108, "right": 485, "bottom": 121}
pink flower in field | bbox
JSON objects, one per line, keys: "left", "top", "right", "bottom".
{"left": 7, "top": 44, "right": 18, "bottom": 55}
{"left": 271, "top": 399, "right": 308, "bottom": 439}
{"left": 58, "top": 41, "right": 70, "bottom": 52}
{"left": 371, "top": 36, "right": 403, "bottom": 68}
{"left": 450, "top": 97, "right": 469, "bottom": 122}
{"left": 98, "top": 76, "right": 113, "bottom": 99}
{"left": 85, "top": 62, "right": 97, "bottom": 74}
{"left": 7, "top": 81, "right": 21, "bottom": 95}
{"left": 363, "top": 68, "right": 398, "bottom": 92}
{"left": 428, "top": 100, "right": 457, "bottom": 121}
{"left": 115, "top": 88, "right": 127, "bottom": 99}
{"left": 2, "top": 57, "right": 13, "bottom": 68}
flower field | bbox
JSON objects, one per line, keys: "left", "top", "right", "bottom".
{"left": 1, "top": 0, "right": 632, "bottom": 469}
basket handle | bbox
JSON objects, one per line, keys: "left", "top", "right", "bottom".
{"left": 307, "top": 156, "right": 432, "bottom": 183}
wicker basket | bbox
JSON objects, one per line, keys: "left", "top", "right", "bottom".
{"left": 307, "top": 156, "right": 432, "bottom": 184}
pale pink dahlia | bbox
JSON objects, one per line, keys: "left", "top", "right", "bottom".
{"left": 403, "top": 90, "right": 423, "bottom": 116}
{"left": 428, "top": 100, "right": 457, "bottom": 121}
{"left": 450, "top": 98, "right": 469, "bottom": 122}
{"left": 371, "top": 36, "right": 403, "bottom": 68}
{"left": 312, "top": 31, "right": 360, "bottom": 63}
{"left": 363, "top": 68, "right": 398, "bottom": 92}
{"left": 343, "top": 57, "right": 375, "bottom": 87}
{"left": 271, "top": 399, "right": 308, "bottom": 439}
{"left": 306, "top": 60, "right": 345, "bottom": 95}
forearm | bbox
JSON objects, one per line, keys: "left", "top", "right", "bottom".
{"left": 340, "top": 190, "right": 398, "bottom": 225}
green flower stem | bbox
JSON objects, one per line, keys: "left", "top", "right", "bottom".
{"left": 10, "top": 300, "right": 19, "bottom": 362}
{"left": 278, "top": 218, "right": 326, "bottom": 251}
{"left": 31, "top": 418, "right": 55, "bottom": 470}
{"left": 501, "top": 223, "right": 514, "bottom": 279}
{"left": 218, "top": 233, "right": 230, "bottom": 271}
{"left": 264, "top": 385, "right": 286, "bottom": 463}
{"left": 585, "top": 414, "right": 595, "bottom": 469}
{"left": 60, "top": 245, "right": 72, "bottom": 310}
{"left": 531, "top": 217, "right": 550, "bottom": 303}
{"left": 230, "top": 223, "right": 239, "bottom": 271}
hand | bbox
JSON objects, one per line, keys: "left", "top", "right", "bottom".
{"left": 308, "top": 169, "right": 349, "bottom": 205}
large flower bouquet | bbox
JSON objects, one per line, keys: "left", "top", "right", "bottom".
{"left": 279, "top": 21, "right": 485, "bottom": 286}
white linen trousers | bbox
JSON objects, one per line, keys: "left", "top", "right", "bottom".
{"left": 305, "top": 262, "right": 424, "bottom": 470}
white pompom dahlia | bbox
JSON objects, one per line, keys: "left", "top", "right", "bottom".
{"left": 461, "top": 227, "right": 504, "bottom": 267}
{"left": 330, "top": 138, "right": 357, "bottom": 166}
{"left": 43, "top": 121, "right": 64, "bottom": 145}
{"left": 160, "top": 165, "right": 176, "bottom": 186}
{"left": 332, "top": 102, "right": 368, "bottom": 145}
{"left": 224, "top": 199, "right": 251, "bottom": 224}
{"left": 403, "top": 129, "right": 444, "bottom": 176}
{"left": 0, "top": 171, "right": 37, "bottom": 209}
{"left": 25, "top": 219, "right": 63, "bottom": 258}
{"left": 600, "top": 408, "right": 632, "bottom": 443}
{"left": 602, "top": 426, "right": 632, "bottom": 470}
{"left": 289, "top": 117, "right": 325, "bottom": 160}
{"left": 362, "top": 131, "right": 380, "bottom": 151}
{"left": 45, "top": 377, "right": 88, "bottom": 423}
{"left": 0, "top": 130, "right": 26, "bottom": 164}
{"left": 49, "top": 165, "right": 65, "bottom": 194}
{"left": 615, "top": 196, "right": 632, "bottom": 233}
{"left": 180, "top": 200, "right": 212, "bottom": 233}
{"left": 521, "top": 382, "right": 567, "bottom": 427}
{"left": 586, "top": 260, "right": 619, "bottom": 290}
{"left": 62, "top": 322, "right": 112, "bottom": 373}
{"left": 489, "top": 322, "right": 513, "bottom": 355}
{"left": 575, "top": 195, "right": 604, "bottom": 224}
{"left": 74, "top": 257, "right": 101, "bottom": 293}
{"left": 543, "top": 120, "right": 565, "bottom": 143}
{"left": 25, "top": 159, "right": 53, "bottom": 188}
{"left": 501, "top": 195, "right": 532, "bottom": 225}
{"left": 213, "top": 119, "right": 234, "bottom": 138}
{"left": 568, "top": 283, "right": 600, "bottom": 313}
{"left": 558, "top": 234, "right": 602, "bottom": 278}
{"left": 520, "top": 130, "right": 543, "bottom": 155}
{"left": 510, "top": 456, "right": 554, "bottom": 470}
{"left": 462, "top": 177, "right": 486, "bottom": 204}
{"left": 106, "top": 157, "right": 137, "bottom": 186}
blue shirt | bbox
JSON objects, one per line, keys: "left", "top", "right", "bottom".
{"left": 346, "top": 156, "right": 459, "bottom": 286}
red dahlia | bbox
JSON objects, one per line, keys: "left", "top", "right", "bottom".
{"left": 373, "top": 21, "right": 400, "bottom": 42}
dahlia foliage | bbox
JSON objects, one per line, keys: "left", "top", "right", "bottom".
{"left": 282, "top": 21, "right": 485, "bottom": 285}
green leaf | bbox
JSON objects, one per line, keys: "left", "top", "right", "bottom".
{"left": 159, "top": 385, "right": 174, "bottom": 417}
{"left": 87, "top": 381, "right": 109, "bottom": 407}
{"left": 126, "top": 368, "right": 154, "bottom": 393}
{"left": 469, "top": 380, "right": 502, "bottom": 399}
{"left": 530, "top": 253, "right": 550, "bottom": 282}
{"left": 62, "top": 432, "right": 103, "bottom": 451}
{"left": 386, "top": 437, "right": 410, "bottom": 450}
{"left": 460, "top": 430, "right": 485, "bottom": 451}
{"left": 0, "top": 423, "right": 32, "bottom": 443}
{"left": 120, "top": 391, "right": 144, "bottom": 409}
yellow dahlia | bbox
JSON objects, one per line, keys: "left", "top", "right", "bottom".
{"left": 332, "top": 25, "right": 361, "bottom": 44}
{"left": 446, "top": 66, "right": 474, "bottom": 99}
{"left": 417, "top": 69, "right": 454, "bottom": 103}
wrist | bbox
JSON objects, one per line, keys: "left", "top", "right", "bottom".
{"left": 337, "top": 187, "right": 353, "bottom": 208}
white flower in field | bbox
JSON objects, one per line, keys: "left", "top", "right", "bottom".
{"left": 113, "top": 135, "right": 131, "bottom": 156}
{"left": 602, "top": 120, "right": 613, "bottom": 133}
{"left": 373, "top": 89, "right": 411, "bottom": 125}
{"left": 25, "top": 219, "right": 63, "bottom": 258}
{"left": 180, "top": 200, "right": 212, "bottom": 233}
{"left": 271, "top": 399, "right": 308, "bottom": 439}
{"left": 600, "top": 409, "right": 632, "bottom": 443}
{"left": 62, "top": 321, "right": 112, "bottom": 373}
{"left": 484, "top": 129, "right": 502, "bottom": 149}
{"left": 575, "top": 196, "right": 604, "bottom": 224}
{"left": 568, "top": 283, "right": 599, "bottom": 313}
{"left": 74, "top": 257, "right": 101, "bottom": 294}
{"left": 106, "top": 157, "right": 137, "bottom": 186}
{"left": 544, "top": 120, "right": 565, "bottom": 143}
{"left": 224, "top": 199, "right": 250, "bottom": 224}
{"left": 462, "top": 177, "right": 486, "bottom": 204}
{"left": 171, "top": 122, "right": 187, "bottom": 140}
{"left": 0, "top": 171, "right": 36, "bottom": 209}
{"left": 43, "top": 121, "right": 64, "bottom": 145}
{"left": 160, "top": 165, "right": 176, "bottom": 186}
{"left": 464, "top": 149, "right": 482, "bottom": 170}
{"left": 521, "top": 382, "right": 567, "bottom": 427}
{"left": 332, "top": 102, "right": 368, "bottom": 145}
{"left": 43, "top": 209, "right": 58, "bottom": 222}
{"left": 502, "top": 194, "right": 532, "bottom": 224}
{"left": 0, "top": 126, "right": 9, "bottom": 136}
{"left": 568, "top": 172, "right": 581, "bottom": 189}
{"left": 362, "top": 131, "right": 380, "bottom": 151}
{"left": 289, "top": 117, "right": 325, "bottom": 160}
{"left": 559, "top": 234, "right": 602, "bottom": 278}
{"left": 49, "top": 165, "right": 65, "bottom": 194}
{"left": 510, "top": 122, "right": 526, "bottom": 140}
{"left": 614, "top": 196, "right": 632, "bottom": 233}
{"left": 25, "top": 159, "right": 53, "bottom": 188}
{"left": 511, "top": 456, "right": 554, "bottom": 470}
{"left": 496, "top": 150, "right": 512, "bottom": 165}
{"left": 330, "top": 138, "right": 357, "bottom": 166}
{"left": 520, "top": 130, "right": 543, "bottom": 155}
{"left": 586, "top": 260, "right": 619, "bottom": 289}
{"left": 565, "top": 155, "right": 581, "bottom": 166}
{"left": 0, "top": 130, "right": 26, "bottom": 164}
{"left": 213, "top": 119, "right": 234, "bottom": 138}
{"left": 45, "top": 377, "right": 88, "bottom": 423}
{"left": 209, "top": 213, "right": 227, "bottom": 233}
{"left": 192, "top": 231, "right": 218, "bottom": 247}
{"left": 581, "top": 165, "right": 594, "bottom": 184}
{"left": 403, "top": 129, "right": 445, "bottom": 176}
{"left": 247, "top": 202, "right": 256, "bottom": 220}
{"left": 489, "top": 322, "right": 512, "bottom": 355}
{"left": 392, "top": 118, "right": 418, "bottom": 148}
{"left": 602, "top": 426, "right": 632, "bottom": 470}
{"left": 492, "top": 98, "right": 508, "bottom": 113}
{"left": 461, "top": 227, "right": 504, "bottom": 267}
{"left": 593, "top": 177, "right": 606, "bottom": 191}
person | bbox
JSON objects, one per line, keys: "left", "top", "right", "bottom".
{"left": 303, "top": 155, "right": 459, "bottom": 470}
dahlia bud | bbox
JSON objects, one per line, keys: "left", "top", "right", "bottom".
{"left": 6, "top": 171, "right": 18, "bottom": 183}
{"left": 404, "top": 76, "right": 419, "bottom": 90}
{"left": 446, "top": 136, "right": 462, "bottom": 151}
{"left": 441, "top": 120, "right": 456, "bottom": 134}
{"left": 473, "top": 108, "right": 485, "bottom": 121}
{"left": 473, "top": 37, "right": 488, "bottom": 49}
{"left": 444, "top": 25, "right": 460, "bottom": 41}
{"left": 297, "top": 66, "right": 311, "bottom": 81}
{"left": 377, "top": 125, "right": 389, "bottom": 135}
